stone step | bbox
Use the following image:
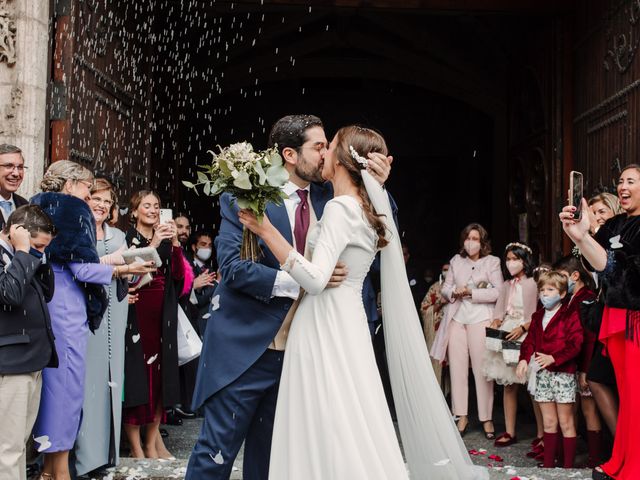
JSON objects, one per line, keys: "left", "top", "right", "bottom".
{"left": 90, "top": 458, "right": 589, "bottom": 479}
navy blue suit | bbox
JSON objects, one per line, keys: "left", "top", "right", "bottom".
{"left": 187, "top": 182, "right": 393, "bottom": 480}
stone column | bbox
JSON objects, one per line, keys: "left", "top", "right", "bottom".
{"left": 0, "top": 0, "right": 49, "bottom": 197}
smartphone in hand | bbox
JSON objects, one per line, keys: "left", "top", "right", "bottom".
{"left": 159, "top": 208, "right": 173, "bottom": 224}
{"left": 569, "top": 171, "right": 584, "bottom": 221}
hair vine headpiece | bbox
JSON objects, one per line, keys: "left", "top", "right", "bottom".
{"left": 505, "top": 242, "right": 533, "bottom": 254}
{"left": 349, "top": 145, "right": 369, "bottom": 168}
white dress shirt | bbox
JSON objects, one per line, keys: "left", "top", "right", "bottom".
{"left": 271, "top": 181, "right": 312, "bottom": 300}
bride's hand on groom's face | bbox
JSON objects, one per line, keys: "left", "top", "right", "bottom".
{"left": 366, "top": 152, "right": 393, "bottom": 186}
{"left": 327, "top": 261, "right": 349, "bottom": 288}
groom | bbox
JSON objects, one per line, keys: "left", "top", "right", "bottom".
{"left": 186, "top": 115, "right": 392, "bottom": 480}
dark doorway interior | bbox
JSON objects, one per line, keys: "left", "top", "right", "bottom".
{"left": 152, "top": 4, "right": 513, "bottom": 274}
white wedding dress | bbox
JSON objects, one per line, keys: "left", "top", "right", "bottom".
{"left": 269, "top": 190, "right": 488, "bottom": 480}
{"left": 268, "top": 195, "right": 408, "bottom": 480}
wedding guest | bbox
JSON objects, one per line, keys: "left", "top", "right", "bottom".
{"left": 31, "top": 161, "right": 130, "bottom": 480}
{"left": 432, "top": 223, "right": 503, "bottom": 438}
{"left": 188, "top": 231, "right": 218, "bottom": 335}
{"left": 588, "top": 193, "right": 623, "bottom": 235}
{"left": 553, "top": 254, "right": 602, "bottom": 468}
{"left": 0, "top": 206, "right": 56, "bottom": 480}
{"left": 583, "top": 193, "right": 620, "bottom": 439}
{"left": 421, "top": 262, "right": 449, "bottom": 389}
{"left": 75, "top": 179, "right": 156, "bottom": 476}
{"left": 0, "top": 144, "right": 29, "bottom": 228}
{"left": 485, "top": 242, "right": 538, "bottom": 448}
{"left": 517, "top": 271, "right": 583, "bottom": 469}
{"left": 175, "top": 213, "right": 192, "bottom": 251}
{"left": 122, "top": 190, "right": 187, "bottom": 459}
{"left": 560, "top": 164, "right": 640, "bottom": 480}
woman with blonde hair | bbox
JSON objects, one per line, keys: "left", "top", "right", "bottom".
{"left": 588, "top": 192, "right": 623, "bottom": 235}
{"left": 31, "top": 161, "right": 153, "bottom": 480}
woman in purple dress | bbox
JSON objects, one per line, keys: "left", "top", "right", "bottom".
{"left": 31, "top": 161, "right": 154, "bottom": 480}
{"left": 122, "top": 190, "right": 186, "bottom": 459}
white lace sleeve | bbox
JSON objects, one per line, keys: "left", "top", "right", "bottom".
{"left": 279, "top": 198, "right": 356, "bottom": 295}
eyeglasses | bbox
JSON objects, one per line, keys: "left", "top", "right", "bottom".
{"left": 0, "top": 163, "right": 27, "bottom": 172}
{"left": 301, "top": 144, "right": 327, "bottom": 154}
{"left": 77, "top": 180, "right": 94, "bottom": 189}
{"left": 90, "top": 196, "right": 114, "bottom": 207}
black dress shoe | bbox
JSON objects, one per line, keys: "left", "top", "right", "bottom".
{"left": 164, "top": 409, "right": 183, "bottom": 426}
{"left": 160, "top": 428, "right": 169, "bottom": 438}
{"left": 592, "top": 467, "right": 613, "bottom": 480}
{"left": 175, "top": 406, "right": 196, "bottom": 418}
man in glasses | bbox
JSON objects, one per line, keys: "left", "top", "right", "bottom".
{"left": 0, "top": 145, "right": 28, "bottom": 229}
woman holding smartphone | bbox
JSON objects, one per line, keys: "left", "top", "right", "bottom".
{"left": 122, "top": 190, "right": 187, "bottom": 459}
{"left": 560, "top": 165, "right": 640, "bottom": 480}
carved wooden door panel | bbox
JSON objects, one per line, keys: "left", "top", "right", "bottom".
{"left": 50, "top": 0, "right": 154, "bottom": 211}
{"left": 572, "top": 0, "right": 640, "bottom": 195}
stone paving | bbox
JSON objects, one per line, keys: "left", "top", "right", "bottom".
{"left": 90, "top": 418, "right": 595, "bottom": 479}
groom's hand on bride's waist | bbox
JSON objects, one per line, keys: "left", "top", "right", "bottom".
{"left": 327, "top": 262, "right": 349, "bottom": 288}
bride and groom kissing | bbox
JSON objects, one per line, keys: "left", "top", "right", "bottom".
{"left": 186, "top": 115, "right": 487, "bottom": 480}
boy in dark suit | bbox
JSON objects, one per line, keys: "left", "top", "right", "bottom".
{"left": 0, "top": 205, "right": 57, "bottom": 479}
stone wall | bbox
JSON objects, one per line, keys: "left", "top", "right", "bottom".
{"left": 0, "top": 0, "right": 49, "bottom": 197}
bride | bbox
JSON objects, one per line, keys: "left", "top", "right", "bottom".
{"left": 239, "top": 126, "right": 487, "bottom": 480}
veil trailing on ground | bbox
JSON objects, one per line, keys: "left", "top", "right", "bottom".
{"left": 362, "top": 170, "right": 488, "bottom": 480}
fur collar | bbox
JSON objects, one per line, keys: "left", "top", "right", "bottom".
{"left": 30, "top": 192, "right": 99, "bottom": 264}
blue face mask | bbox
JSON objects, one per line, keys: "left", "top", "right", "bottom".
{"left": 540, "top": 293, "right": 562, "bottom": 310}
{"left": 29, "top": 247, "right": 43, "bottom": 259}
{"left": 567, "top": 278, "right": 576, "bottom": 295}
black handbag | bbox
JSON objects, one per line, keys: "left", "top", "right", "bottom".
{"left": 485, "top": 327, "right": 508, "bottom": 352}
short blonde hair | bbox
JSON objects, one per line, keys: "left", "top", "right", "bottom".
{"left": 537, "top": 271, "right": 568, "bottom": 294}
{"left": 40, "top": 160, "right": 93, "bottom": 192}
{"left": 588, "top": 192, "right": 623, "bottom": 216}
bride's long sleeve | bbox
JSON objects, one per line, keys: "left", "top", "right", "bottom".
{"left": 280, "top": 197, "right": 358, "bottom": 295}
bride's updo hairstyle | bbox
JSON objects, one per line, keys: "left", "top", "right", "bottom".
{"left": 334, "top": 125, "right": 389, "bottom": 249}
{"left": 40, "top": 160, "right": 93, "bottom": 192}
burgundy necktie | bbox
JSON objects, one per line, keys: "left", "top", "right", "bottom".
{"left": 294, "top": 189, "right": 310, "bottom": 254}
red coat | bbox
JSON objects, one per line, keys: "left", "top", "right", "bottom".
{"left": 519, "top": 302, "right": 584, "bottom": 374}
{"left": 566, "top": 287, "right": 597, "bottom": 373}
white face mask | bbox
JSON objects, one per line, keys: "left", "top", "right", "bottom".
{"left": 464, "top": 240, "right": 481, "bottom": 257}
{"left": 195, "top": 247, "right": 212, "bottom": 262}
{"left": 506, "top": 259, "right": 524, "bottom": 277}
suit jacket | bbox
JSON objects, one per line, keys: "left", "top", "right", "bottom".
{"left": 431, "top": 253, "right": 503, "bottom": 361}
{"left": 0, "top": 246, "right": 57, "bottom": 374}
{"left": 519, "top": 302, "right": 584, "bottom": 374}
{"left": 0, "top": 193, "right": 28, "bottom": 230}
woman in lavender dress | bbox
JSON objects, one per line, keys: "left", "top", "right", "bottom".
{"left": 31, "top": 162, "right": 152, "bottom": 480}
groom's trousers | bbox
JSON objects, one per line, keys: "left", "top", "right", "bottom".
{"left": 185, "top": 349, "right": 284, "bottom": 480}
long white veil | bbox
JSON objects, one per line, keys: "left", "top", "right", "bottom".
{"left": 363, "top": 170, "right": 488, "bottom": 480}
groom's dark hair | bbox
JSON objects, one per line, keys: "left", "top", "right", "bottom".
{"left": 268, "top": 115, "right": 323, "bottom": 157}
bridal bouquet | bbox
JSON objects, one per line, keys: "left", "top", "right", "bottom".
{"left": 183, "top": 141, "right": 289, "bottom": 261}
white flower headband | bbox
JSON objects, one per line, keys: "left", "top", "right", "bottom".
{"left": 505, "top": 242, "right": 533, "bottom": 254}
{"left": 349, "top": 145, "right": 369, "bottom": 168}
